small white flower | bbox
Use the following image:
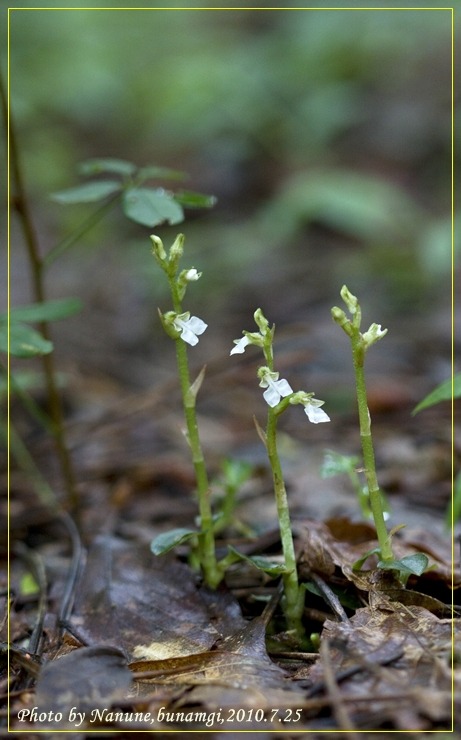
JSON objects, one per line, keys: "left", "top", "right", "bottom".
{"left": 230, "top": 336, "right": 251, "bottom": 355}
{"left": 258, "top": 369, "right": 293, "bottom": 407}
{"left": 184, "top": 268, "right": 201, "bottom": 281}
{"left": 362, "top": 323, "right": 387, "bottom": 347}
{"left": 303, "top": 398, "right": 330, "bottom": 424}
{"left": 173, "top": 312, "right": 207, "bottom": 346}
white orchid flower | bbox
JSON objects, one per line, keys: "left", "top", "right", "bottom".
{"left": 258, "top": 368, "right": 293, "bottom": 408}
{"left": 303, "top": 398, "right": 330, "bottom": 424}
{"left": 362, "top": 323, "right": 387, "bottom": 348}
{"left": 230, "top": 336, "right": 251, "bottom": 355}
{"left": 173, "top": 312, "right": 207, "bottom": 346}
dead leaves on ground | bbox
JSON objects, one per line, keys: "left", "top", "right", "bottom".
{"left": 6, "top": 518, "right": 460, "bottom": 732}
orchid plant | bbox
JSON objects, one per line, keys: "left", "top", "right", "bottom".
{"left": 148, "top": 237, "right": 427, "bottom": 629}
{"left": 231, "top": 309, "right": 330, "bottom": 643}
{"left": 148, "top": 234, "right": 331, "bottom": 642}
{"left": 149, "top": 233, "right": 230, "bottom": 588}
{"left": 332, "top": 285, "right": 428, "bottom": 584}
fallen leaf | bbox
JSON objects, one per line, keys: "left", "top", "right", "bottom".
{"left": 71, "top": 535, "right": 248, "bottom": 660}
{"left": 303, "top": 605, "right": 456, "bottom": 730}
{"left": 32, "top": 646, "right": 131, "bottom": 730}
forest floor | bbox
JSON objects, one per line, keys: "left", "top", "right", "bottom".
{"left": 4, "top": 234, "right": 460, "bottom": 737}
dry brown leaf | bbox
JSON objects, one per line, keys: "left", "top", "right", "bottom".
{"left": 71, "top": 535, "right": 248, "bottom": 660}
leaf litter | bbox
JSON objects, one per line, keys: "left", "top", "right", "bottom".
{"left": 5, "top": 370, "right": 459, "bottom": 733}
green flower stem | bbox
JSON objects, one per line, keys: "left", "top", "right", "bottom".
{"left": 350, "top": 335, "right": 394, "bottom": 562}
{"left": 259, "top": 318, "right": 305, "bottom": 639}
{"left": 266, "top": 407, "right": 305, "bottom": 637}
{"left": 167, "top": 275, "right": 223, "bottom": 589}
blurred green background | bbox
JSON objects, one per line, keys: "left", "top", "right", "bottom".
{"left": 6, "top": 1, "right": 457, "bottom": 398}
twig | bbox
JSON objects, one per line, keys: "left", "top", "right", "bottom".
{"left": 1, "top": 70, "right": 78, "bottom": 515}
{"left": 319, "top": 637, "right": 359, "bottom": 737}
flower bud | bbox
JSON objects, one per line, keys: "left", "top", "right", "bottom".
{"left": 254, "top": 308, "right": 270, "bottom": 336}
{"left": 150, "top": 234, "right": 167, "bottom": 264}
{"left": 340, "top": 285, "right": 359, "bottom": 315}
{"left": 177, "top": 267, "right": 202, "bottom": 300}
{"left": 169, "top": 233, "right": 185, "bottom": 267}
{"left": 331, "top": 306, "right": 354, "bottom": 337}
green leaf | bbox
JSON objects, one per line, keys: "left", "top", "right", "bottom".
{"left": 174, "top": 190, "right": 217, "bottom": 209}
{"left": 412, "top": 374, "right": 461, "bottom": 415}
{"left": 137, "top": 165, "right": 187, "bottom": 182}
{"left": 150, "top": 528, "right": 198, "bottom": 556}
{"left": 122, "top": 187, "right": 184, "bottom": 227}
{"left": 378, "top": 553, "right": 429, "bottom": 585}
{"left": 1, "top": 322, "right": 53, "bottom": 357}
{"left": 0, "top": 369, "right": 67, "bottom": 397}
{"left": 226, "top": 546, "right": 289, "bottom": 576}
{"left": 51, "top": 180, "right": 121, "bottom": 204}
{"left": 321, "top": 450, "right": 359, "bottom": 478}
{"left": 351, "top": 546, "right": 380, "bottom": 572}
{"left": 7, "top": 298, "right": 83, "bottom": 324}
{"left": 78, "top": 158, "right": 137, "bottom": 177}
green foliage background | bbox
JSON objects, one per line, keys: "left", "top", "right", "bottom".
{"left": 5, "top": 2, "right": 457, "bottom": 390}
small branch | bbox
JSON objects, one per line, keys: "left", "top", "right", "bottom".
{"left": 2, "top": 70, "right": 78, "bottom": 514}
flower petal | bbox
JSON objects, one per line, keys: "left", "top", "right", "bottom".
{"left": 263, "top": 385, "right": 282, "bottom": 407}
{"left": 304, "top": 403, "right": 330, "bottom": 423}
{"left": 180, "top": 326, "right": 200, "bottom": 346}
{"left": 186, "top": 316, "right": 208, "bottom": 336}
{"left": 274, "top": 378, "right": 293, "bottom": 398}
{"left": 230, "top": 336, "right": 251, "bottom": 355}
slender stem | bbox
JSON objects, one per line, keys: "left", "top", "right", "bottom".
{"left": 168, "top": 278, "right": 222, "bottom": 588}
{"left": 2, "top": 417, "right": 58, "bottom": 509}
{"left": 43, "top": 195, "right": 120, "bottom": 268}
{"left": 351, "top": 336, "right": 393, "bottom": 561}
{"left": 266, "top": 408, "right": 305, "bottom": 635}
{"left": 3, "top": 71, "right": 78, "bottom": 514}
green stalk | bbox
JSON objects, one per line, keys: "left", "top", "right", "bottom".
{"left": 266, "top": 407, "right": 305, "bottom": 638}
{"left": 261, "top": 329, "right": 305, "bottom": 640}
{"left": 351, "top": 335, "right": 393, "bottom": 562}
{"left": 167, "top": 276, "right": 222, "bottom": 589}
{"left": 332, "top": 286, "right": 393, "bottom": 563}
